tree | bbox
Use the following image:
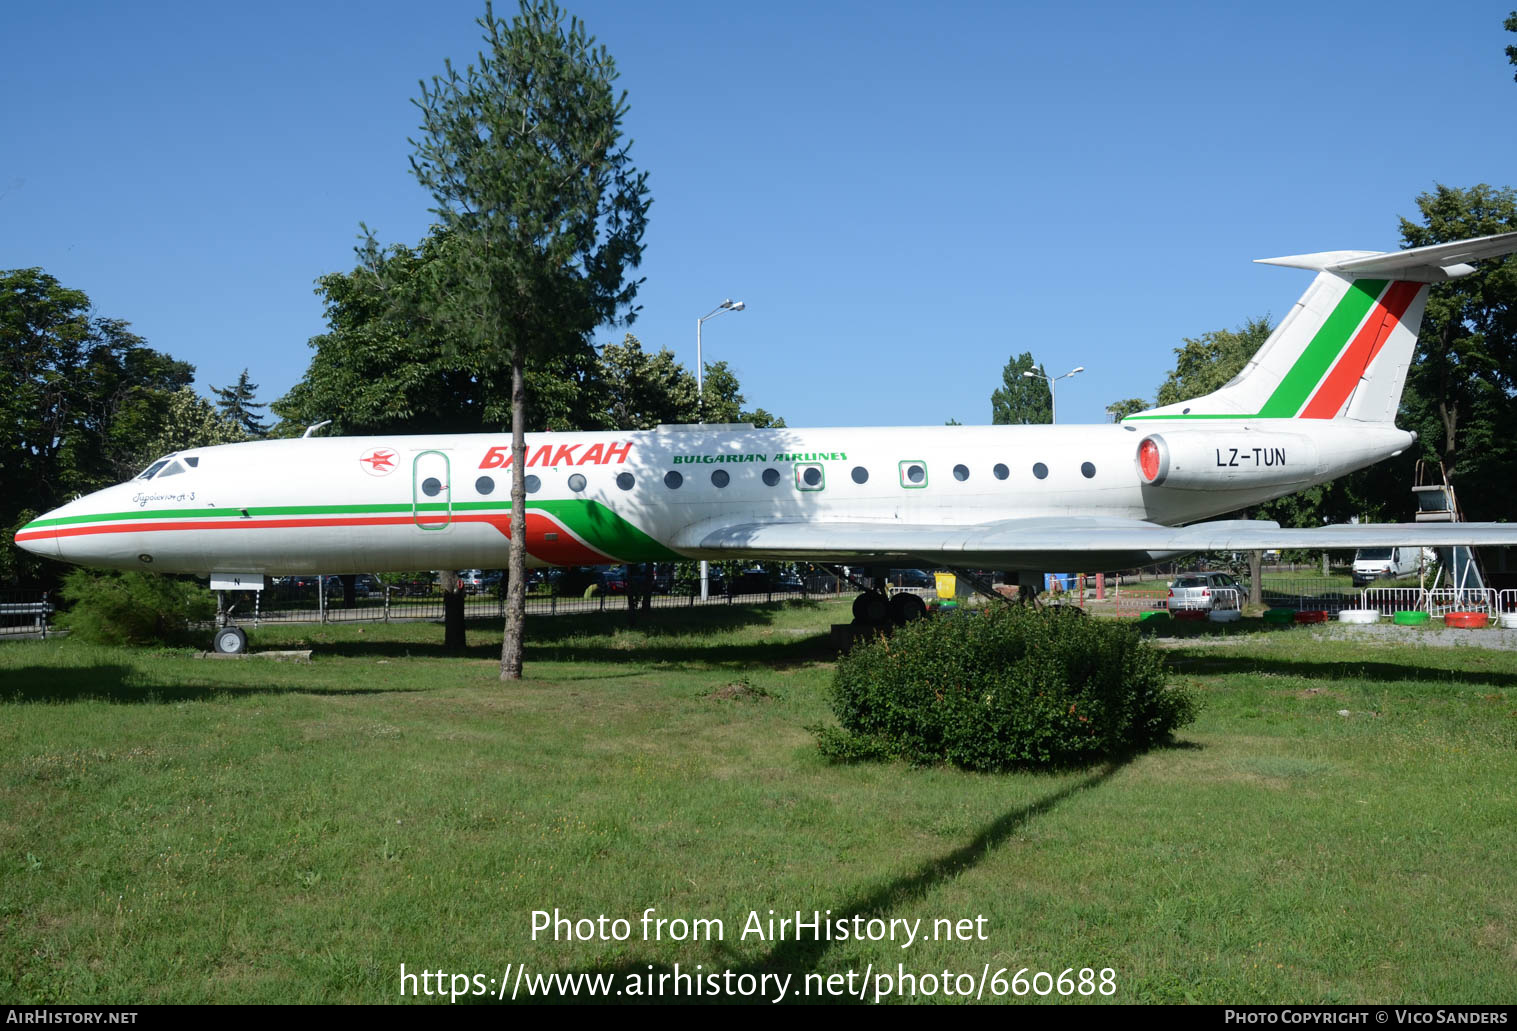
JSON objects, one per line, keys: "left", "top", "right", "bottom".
{"left": 1105, "top": 398, "right": 1148, "bottom": 422}
{"left": 211, "top": 369, "right": 269, "bottom": 437}
{"left": 1506, "top": 10, "right": 1516, "bottom": 81}
{"left": 130, "top": 387, "right": 247, "bottom": 465}
{"left": 698, "top": 360, "right": 786, "bottom": 428}
{"left": 990, "top": 352, "right": 1051, "bottom": 425}
{"left": 596, "top": 333, "right": 696, "bottom": 429}
{"left": 1396, "top": 184, "right": 1517, "bottom": 510}
{"left": 1153, "top": 317, "right": 1272, "bottom": 407}
{"left": 273, "top": 233, "right": 599, "bottom": 438}
{"left": 400, "top": 0, "right": 651, "bottom": 680}
{"left": 1, "top": 268, "right": 195, "bottom": 584}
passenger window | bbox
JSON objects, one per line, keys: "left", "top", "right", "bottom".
{"left": 1080, "top": 462, "right": 1096, "bottom": 479}
{"left": 524, "top": 475, "right": 541, "bottom": 494}
{"left": 421, "top": 477, "right": 444, "bottom": 497}
{"left": 953, "top": 464, "right": 969, "bottom": 481}
{"left": 1032, "top": 463, "right": 1048, "bottom": 480}
{"left": 616, "top": 472, "right": 635, "bottom": 491}
{"left": 664, "top": 471, "right": 683, "bottom": 489}
{"left": 762, "top": 468, "right": 780, "bottom": 487}
{"left": 899, "top": 461, "right": 927, "bottom": 488}
{"left": 993, "top": 463, "right": 1009, "bottom": 480}
{"left": 851, "top": 466, "right": 868, "bottom": 484}
{"left": 568, "top": 474, "right": 587, "bottom": 492}
{"left": 795, "top": 463, "right": 824, "bottom": 491}
{"left": 476, "top": 476, "right": 495, "bottom": 495}
{"left": 711, "top": 469, "right": 730, "bottom": 488}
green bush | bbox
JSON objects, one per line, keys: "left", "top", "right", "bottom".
{"left": 819, "top": 606, "right": 1196, "bottom": 770}
{"left": 57, "top": 569, "right": 216, "bottom": 647}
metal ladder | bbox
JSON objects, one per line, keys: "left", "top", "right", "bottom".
{"left": 1412, "top": 460, "right": 1487, "bottom": 607}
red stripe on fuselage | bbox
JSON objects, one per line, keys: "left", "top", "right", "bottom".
{"left": 481, "top": 512, "right": 611, "bottom": 565}
{"left": 1299, "top": 280, "right": 1421, "bottom": 419}
{"left": 16, "top": 510, "right": 615, "bottom": 564}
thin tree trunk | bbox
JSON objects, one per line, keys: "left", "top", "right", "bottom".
{"left": 500, "top": 355, "right": 527, "bottom": 681}
{"left": 440, "top": 569, "right": 465, "bottom": 651}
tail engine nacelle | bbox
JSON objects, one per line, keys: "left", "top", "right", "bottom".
{"left": 1136, "top": 431, "right": 1319, "bottom": 490}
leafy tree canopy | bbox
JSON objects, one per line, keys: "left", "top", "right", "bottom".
{"left": 1, "top": 267, "right": 196, "bottom": 584}
{"left": 990, "top": 352, "right": 1051, "bottom": 425}
{"left": 1105, "top": 398, "right": 1148, "bottom": 422}
{"left": 211, "top": 369, "right": 269, "bottom": 437}
{"left": 1396, "top": 184, "right": 1517, "bottom": 504}
{"left": 1153, "top": 316, "right": 1272, "bottom": 407}
{"left": 699, "top": 360, "right": 786, "bottom": 428}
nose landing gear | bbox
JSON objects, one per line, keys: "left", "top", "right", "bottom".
{"left": 212, "top": 625, "right": 248, "bottom": 654}
{"left": 211, "top": 588, "right": 250, "bottom": 654}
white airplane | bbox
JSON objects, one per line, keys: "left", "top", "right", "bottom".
{"left": 17, "top": 231, "right": 1517, "bottom": 651}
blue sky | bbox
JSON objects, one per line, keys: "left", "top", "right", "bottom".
{"left": 5, "top": 0, "right": 1515, "bottom": 428}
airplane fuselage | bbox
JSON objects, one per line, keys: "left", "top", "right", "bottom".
{"left": 16, "top": 419, "right": 1415, "bottom": 576}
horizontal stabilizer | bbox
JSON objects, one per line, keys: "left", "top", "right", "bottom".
{"left": 1256, "top": 230, "right": 1517, "bottom": 283}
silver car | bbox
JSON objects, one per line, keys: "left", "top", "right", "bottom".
{"left": 1168, "top": 572, "right": 1243, "bottom": 611}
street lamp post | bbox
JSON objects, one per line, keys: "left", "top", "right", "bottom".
{"left": 1022, "top": 364, "right": 1084, "bottom": 424}
{"left": 696, "top": 299, "right": 745, "bottom": 600}
{"left": 697, "top": 299, "right": 745, "bottom": 423}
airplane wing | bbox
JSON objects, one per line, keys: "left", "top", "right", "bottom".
{"left": 671, "top": 516, "right": 1517, "bottom": 563}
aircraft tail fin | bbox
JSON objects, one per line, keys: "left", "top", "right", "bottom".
{"left": 1125, "top": 230, "right": 1517, "bottom": 425}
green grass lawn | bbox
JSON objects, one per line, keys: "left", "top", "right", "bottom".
{"left": 2, "top": 603, "right": 1514, "bottom": 1004}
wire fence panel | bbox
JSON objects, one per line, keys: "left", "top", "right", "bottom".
{"left": 0, "top": 591, "right": 51, "bottom": 637}
{"left": 1425, "top": 587, "right": 1497, "bottom": 614}
{"left": 1113, "top": 589, "right": 1170, "bottom": 616}
{"left": 1256, "top": 578, "right": 1357, "bottom": 613}
{"left": 1360, "top": 587, "right": 1429, "bottom": 614}
{"left": 241, "top": 578, "right": 837, "bottom": 626}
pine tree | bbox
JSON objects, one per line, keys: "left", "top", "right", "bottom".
{"left": 210, "top": 369, "right": 269, "bottom": 437}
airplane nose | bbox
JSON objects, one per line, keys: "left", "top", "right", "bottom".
{"left": 14, "top": 516, "right": 62, "bottom": 560}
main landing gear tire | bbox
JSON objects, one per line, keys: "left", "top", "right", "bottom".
{"left": 889, "top": 592, "right": 927, "bottom": 625}
{"left": 212, "top": 626, "right": 248, "bottom": 655}
{"left": 852, "top": 591, "right": 890, "bottom": 626}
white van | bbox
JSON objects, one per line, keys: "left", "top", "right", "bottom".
{"left": 1351, "top": 547, "right": 1425, "bottom": 587}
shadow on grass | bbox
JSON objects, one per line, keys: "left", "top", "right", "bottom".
{"left": 294, "top": 604, "right": 839, "bottom": 670}
{"left": 0, "top": 665, "right": 423, "bottom": 704}
{"left": 525, "top": 634, "right": 836, "bottom": 671}
{"left": 517, "top": 760, "right": 1129, "bottom": 1004}
{"left": 1164, "top": 653, "right": 1516, "bottom": 688}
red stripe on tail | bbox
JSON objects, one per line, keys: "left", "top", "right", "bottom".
{"left": 1300, "top": 280, "right": 1421, "bottom": 419}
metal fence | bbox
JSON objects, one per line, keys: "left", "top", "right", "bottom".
{"left": 239, "top": 577, "right": 846, "bottom": 626}
{"left": 0, "top": 591, "right": 52, "bottom": 637}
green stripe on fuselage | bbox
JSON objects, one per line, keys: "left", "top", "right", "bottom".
{"left": 22, "top": 499, "right": 680, "bottom": 562}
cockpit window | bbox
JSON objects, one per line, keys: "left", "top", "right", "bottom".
{"left": 156, "top": 460, "right": 187, "bottom": 478}
{"left": 137, "top": 459, "right": 171, "bottom": 480}
{"left": 184, "top": 456, "right": 199, "bottom": 468}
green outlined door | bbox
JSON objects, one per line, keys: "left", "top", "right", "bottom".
{"left": 412, "top": 450, "right": 452, "bottom": 530}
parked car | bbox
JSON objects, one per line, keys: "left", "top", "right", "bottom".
{"left": 456, "top": 569, "right": 486, "bottom": 593}
{"left": 889, "top": 568, "right": 935, "bottom": 590}
{"left": 1168, "top": 572, "right": 1244, "bottom": 611}
{"left": 1351, "top": 547, "right": 1428, "bottom": 587}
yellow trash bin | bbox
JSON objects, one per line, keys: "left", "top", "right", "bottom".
{"left": 934, "top": 572, "right": 956, "bottom": 600}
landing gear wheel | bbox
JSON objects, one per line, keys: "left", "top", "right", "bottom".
{"left": 888, "top": 592, "right": 927, "bottom": 625}
{"left": 852, "top": 591, "right": 890, "bottom": 626}
{"left": 212, "top": 626, "right": 248, "bottom": 654}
